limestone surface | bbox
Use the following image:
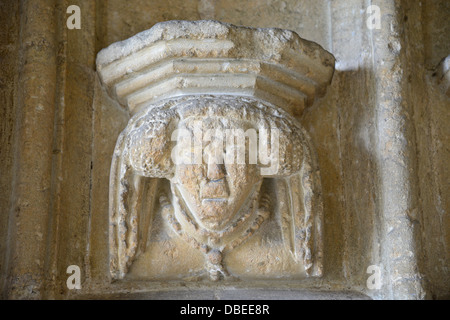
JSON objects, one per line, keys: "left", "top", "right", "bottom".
{"left": 102, "top": 21, "right": 332, "bottom": 282}
{"left": 96, "top": 20, "right": 335, "bottom": 117}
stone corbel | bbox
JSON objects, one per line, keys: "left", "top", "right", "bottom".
{"left": 96, "top": 20, "right": 335, "bottom": 281}
{"left": 97, "top": 20, "right": 335, "bottom": 117}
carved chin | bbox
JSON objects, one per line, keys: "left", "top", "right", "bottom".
{"left": 195, "top": 199, "right": 235, "bottom": 231}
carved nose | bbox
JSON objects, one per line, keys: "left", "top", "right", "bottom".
{"left": 207, "top": 163, "right": 226, "bottom": 181}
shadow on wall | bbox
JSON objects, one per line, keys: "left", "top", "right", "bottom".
{"left": 72, "top": 67, "right": 383, "bottom": 298}
{"left": 302, "top": 68, "right": 382, "bottom": 298}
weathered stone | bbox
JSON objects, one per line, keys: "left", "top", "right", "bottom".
{"left": 99, "top": 21, "right": 331, "bottom": 282}
{"left": 1, "top": 0, "right": 449, "bottom": 301}
{"left": 97, "top": 20, "right": 335, "bottom": 117}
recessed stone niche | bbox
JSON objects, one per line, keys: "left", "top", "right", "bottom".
{"left": 96, "top": 20, "right": 335, "bottom": 283}
{"left": 2, "top": 0, "right": 448, "bottom": 300}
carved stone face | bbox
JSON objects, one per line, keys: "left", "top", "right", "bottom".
{"left": 172, "top": 117, "right": 262, "bottom": 232}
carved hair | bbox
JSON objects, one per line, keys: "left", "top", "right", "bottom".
{"left": 124, "top": 96, "right": 305, "bottom": 178}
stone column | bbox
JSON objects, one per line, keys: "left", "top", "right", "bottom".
{"left": 3, "top": 0, "right": 58, "bottom": 299}
{"left": 372, "top": 0, "right": 425, "bottom": 299}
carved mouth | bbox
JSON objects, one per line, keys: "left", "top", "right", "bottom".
{"left": 201, "top": 198, "right": 228, "bottom": 205}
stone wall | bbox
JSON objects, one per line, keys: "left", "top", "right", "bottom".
{"left": 0, "top": 0, "right": 448, "bottom": 299}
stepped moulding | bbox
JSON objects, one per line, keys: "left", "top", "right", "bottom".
{"left": 96, "top": 20, "right": 335, "bottom": 281}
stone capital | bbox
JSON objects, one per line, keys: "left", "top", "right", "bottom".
{"left": 96, "top": 20, "right": 335, "bottom": 117}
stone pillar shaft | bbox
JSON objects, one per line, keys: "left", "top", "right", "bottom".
{"left": 3, "top": 0, "right": 58, "bottom": 299}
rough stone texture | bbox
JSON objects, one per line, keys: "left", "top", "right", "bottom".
{"left": 108, "top": 96, "right": 324, "bottom": 281}
{"left": 74, "top": 287, "right": 371, "bottom": 300}
{"left": 96, "top": 22, "right": 333, "bottom": 283}
{"left": 1, "top": 0, "right": 58, "bottom": 299}
{"left": 399, "top": 1, "right": 450, "bottom": 299}
{"left": 0, "top": 0, "right": 20, "bottom": 297}
{"left": 96, "top": 20, "right": 334, "bottom": 117}
{"left": 0, "top": 0, "right": 449, "bottom": 300}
